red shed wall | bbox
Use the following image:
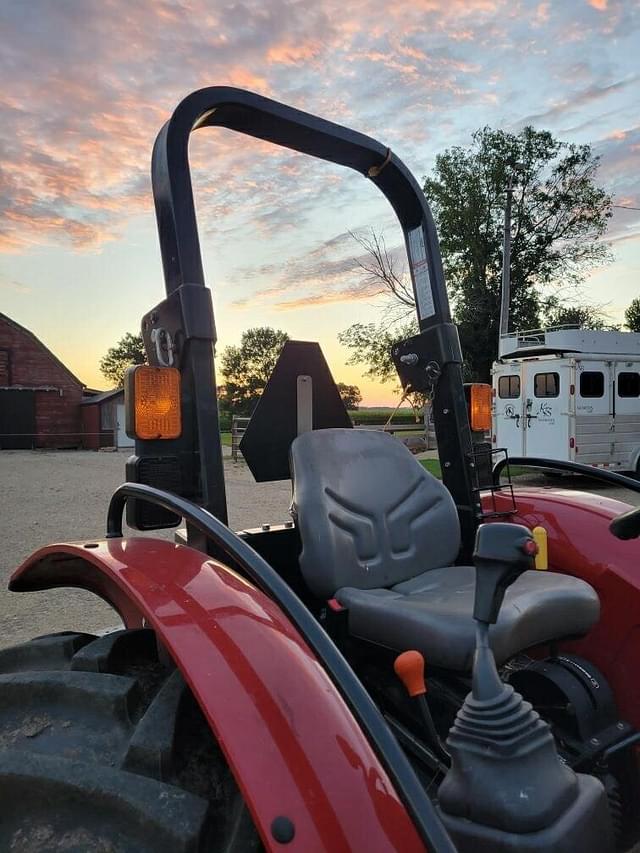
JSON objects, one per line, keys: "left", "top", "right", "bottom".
{"left": 81, "top": 405, "right": 100, "bottom": 450}
{"left": 0, "top": 316, "right": 84, "bottom": 448}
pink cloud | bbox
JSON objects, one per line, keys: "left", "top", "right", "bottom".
{"left": 0, "top": 0, "right": 637, "bottom": 268}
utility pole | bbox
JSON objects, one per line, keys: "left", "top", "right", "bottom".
{"left": 499, "top": 172, "right": 515, "bottom": 340}
{"left": 498, "top": 163, "right": 525, "bottom": 354}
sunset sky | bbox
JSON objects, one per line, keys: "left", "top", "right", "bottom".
{"left": 1, "top": 0, "right": 638, "bottom": 404}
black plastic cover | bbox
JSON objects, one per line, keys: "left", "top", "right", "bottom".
{"left": 240, "top": 341, "right": 351, "bottom": 482}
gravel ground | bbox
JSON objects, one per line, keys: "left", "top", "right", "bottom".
{"left": 0, "top": 449, "right": 291, "bottom": 647}
{"left": 0, "top": 449, "right": 638, "bottom": 649}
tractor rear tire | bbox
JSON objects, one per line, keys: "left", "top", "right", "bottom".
{"left": 0, "top": 628, "right": 262, "bottom": 853}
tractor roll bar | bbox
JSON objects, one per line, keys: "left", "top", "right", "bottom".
{"left": 151, "top": 86, "right": 451, "bottom": 327}
{"left": 146, "top": 87, "right": 477, "bottom": 550}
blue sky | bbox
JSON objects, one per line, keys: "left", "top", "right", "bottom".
{"left": 0, "top": 0, "right": 638, "bottom": 402}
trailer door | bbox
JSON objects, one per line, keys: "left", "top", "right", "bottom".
{"left": 574, "top": 361, "right": 612, "bottom": 466}
{"left": 522, "top": 364, "right": 570, "bottom": 460}
{"left": 494, "top": 367, "right": 524, "bottom": 457}
{"left": 614, "top": 364, "right": 640, "bottom": 469}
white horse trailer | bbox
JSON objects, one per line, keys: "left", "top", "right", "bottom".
{"left": 492, "top": 328, "right": 640, "bottom": 473}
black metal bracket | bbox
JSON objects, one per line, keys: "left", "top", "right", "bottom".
{"left": 141, "top": 284, "right": 216, "bottom": 369}
{"left": 471, "top": 446, "right": 517, "bottom": 519}
{"left": 391, "top": 324, "right": 462, "bottom": 394}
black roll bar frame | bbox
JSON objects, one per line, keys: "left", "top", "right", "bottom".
{"left": 147, "top": 86, "right": 478, "bottom": 548}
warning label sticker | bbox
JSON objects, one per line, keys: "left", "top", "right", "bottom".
{"left": 407, "top": 226, "right": 435, "bottom": 319}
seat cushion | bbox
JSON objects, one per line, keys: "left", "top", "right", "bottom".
{"left": 336, "top": 566, "right": 600, "bottom": 671}
{"left": 290, "top": 428, "right": 461, "bottom": 599}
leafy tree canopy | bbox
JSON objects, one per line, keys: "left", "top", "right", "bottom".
{"left": 541, "top": 297, "right": 616, "bottom": 331}
{"left": 625, "top": 297, "right": 640, "bottom": 332}
{"left": 338, "top": 320, "right": 427, "bottom": 413}
{"left": 99, "top": 332, "right": 146, "bottom": 387}
{"left": 336, "top": 382, "right": 362, "bottom": 410}
{"left": 219, "top": 327, "right": 289, "bottom": 416}
{"left": 424, "top": 126, "right": 612, "bottom": 378}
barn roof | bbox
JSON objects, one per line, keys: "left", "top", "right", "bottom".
{"left": 0, "top": 312, "right": 85, "bottom": 388}
{"left": 79, "top": 387, "right": 123, "bottom": 406}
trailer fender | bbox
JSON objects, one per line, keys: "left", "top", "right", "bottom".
{"left": 10, "top": 538, "right": 425, "bottom": 853}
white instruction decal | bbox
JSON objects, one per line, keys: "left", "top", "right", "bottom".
{"left": 407, "top": 226, "right": 435, "bottom": 319}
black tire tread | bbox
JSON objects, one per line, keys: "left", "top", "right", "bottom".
{"left": 0, "top": 628, "right": 262, "bottom": 852}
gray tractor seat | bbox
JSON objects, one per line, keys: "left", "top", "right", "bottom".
{"left": 290, "top": 429, "right": 600, "bottom": 672}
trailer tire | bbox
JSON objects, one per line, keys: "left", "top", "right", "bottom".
{"left": 0, "top": 629, "right": 262, "bottom": 853}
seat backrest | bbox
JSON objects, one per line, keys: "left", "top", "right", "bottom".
{"left": 290, "top": 428, "right": 461, "bottom": 598}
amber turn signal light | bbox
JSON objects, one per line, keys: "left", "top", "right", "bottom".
{"left": 467, "top": 383, "right": 492, "bottom": 433}
{"left": 125, "top": 365, "right": 182, "bottom": 440}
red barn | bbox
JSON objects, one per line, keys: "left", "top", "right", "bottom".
{"left": 0, "top": 313, "right": 85, "bottom": 449}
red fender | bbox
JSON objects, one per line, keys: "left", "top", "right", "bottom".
{"left": 10, "top": 538, "right": 425, "bottom": 853}
{"left": 483, "top": 487, "right": 640, "bottom": 727}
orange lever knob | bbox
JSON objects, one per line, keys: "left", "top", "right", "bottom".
{"left": 394, "top": 650, "right": 427, "bottom": 697}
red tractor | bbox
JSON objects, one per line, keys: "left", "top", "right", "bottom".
{"left": 4, "top": 88, "right": 640, "bottom": 852}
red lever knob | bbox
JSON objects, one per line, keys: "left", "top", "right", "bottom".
{"left": 394, "top": 650, "right": 427, "bottom": 697}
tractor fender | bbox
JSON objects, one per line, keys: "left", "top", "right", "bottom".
{"left": 483, "top": 487, "right": 640, "bottom": 728}
{"left": 10, "top": 537, "right": 425, "bottom": 853}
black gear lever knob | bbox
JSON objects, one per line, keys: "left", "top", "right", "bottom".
{"left": 473, "top": 523, "right": 538, "bottom": 624}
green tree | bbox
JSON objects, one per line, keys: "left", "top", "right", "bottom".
{"left": 541, "top": 297, "right": 615, "bottom": 330}
{"left": 338, "top": 321, "right": 418, "bottom": 384}
{"left": 340, "top": 128, "right": 612, "bottom": 386}
{"left": 336, "top": 382, "right": 362, "bottom": 410}
{"left": 219, "top": 327, "right": 289, "bottom": 415}
{"left": 338, "top": 321, "right": 427, "bottom": 415}
{"left": 424, "top": 126, "right": 612, "bottom": 378}
{"left": 99, "top": 332, "right": 146, "bottom": 387}
{"left": 625, "top": 297, "right": 640, "bottom": 332}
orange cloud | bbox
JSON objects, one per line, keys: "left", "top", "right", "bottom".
{"left": 274, "top": 290, "right": 374, "bottom": 311}
{"left": 267, "top": 41, "right": 324, "bottom": 65}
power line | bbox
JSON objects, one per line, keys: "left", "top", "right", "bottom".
{"left": 613, "top": 204, "right": 640, "bottom": 211}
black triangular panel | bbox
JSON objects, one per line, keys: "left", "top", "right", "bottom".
{"left": 239, "top": 340, "right": 352, "bottom": 481}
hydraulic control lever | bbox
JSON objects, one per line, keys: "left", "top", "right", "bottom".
{"left": 437, "top": 522, "right": 614, "bottom": 853}
{"left": 471, "top": 522, "right": 537, "bottom": 699}
{"left": 473, "top": 522, "right": 537, "bottom": 625}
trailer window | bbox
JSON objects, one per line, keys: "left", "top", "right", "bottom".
{"left": 579, "top": 371, "right": 604, "bottom": 398}
{"left": 534, "top": 372, "right": 560, "bottom": 398}
{"left": 618, "top": 372, "right": 640, "bottom": 398}
{"left": 498, "top": 375, "right": 520, "bottom": 398}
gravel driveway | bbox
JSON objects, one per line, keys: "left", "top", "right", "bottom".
{"left": 0, "top": 450, "right": 291, "bottom": 647}
{"left": 0, "top": 449, "right": 638, "bottom": 649}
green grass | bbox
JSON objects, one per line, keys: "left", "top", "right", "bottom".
{"left": 419, "top": 459, "right": 534, "bottom": 482}
{"left": 221, "top": 432, "right": 232, "bottom": 446}
{"left": 420, "top": 459, "right": 442, "bottom": 478}
{"left": 349, "top": 409, "right": 421, "bottom": 426}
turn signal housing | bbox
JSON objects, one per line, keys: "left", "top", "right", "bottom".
{"left": 125, "top": 365, "right": 182, "bottom": 440}
{"left": 465, "top": 383, "right": 492, "bottom": 433}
